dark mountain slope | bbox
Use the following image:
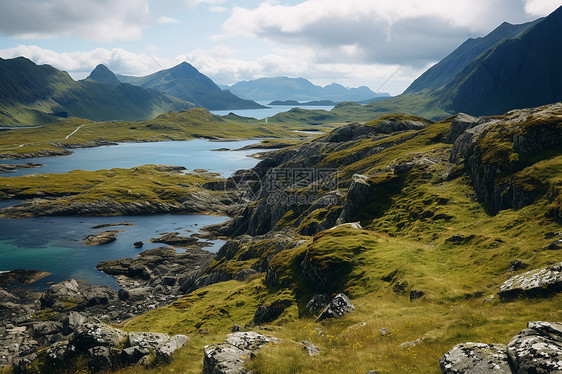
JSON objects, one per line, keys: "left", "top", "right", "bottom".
{"left": 440, "top": 5, "right": 562, "bottom": 115}
{"left": 117, "top": 62, "right": 265, "bottom": 110}
{"left": 405, "top": 18, "right": 541, "bottom": 93}
{"left": 85, "top": 64, "right": 121, "bottom": 86}
{"left": 0, "top": 57, "right": 194, "bottom": 126}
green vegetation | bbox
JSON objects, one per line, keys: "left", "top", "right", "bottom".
{"left": 108, "top": 112, "right": 561, "bottom": 374}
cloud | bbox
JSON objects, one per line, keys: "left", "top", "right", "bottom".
{"left": 0, "top": 0, "right": 150, "bottom": 41}
{"left": 157, "top": 16, "right": 179, "bottom": 24}
{"left": 220, "top": 0, "right": 544, "bottom": 66}
{"left": 210, "top": 6, "right": 227, "bottom": 13}
{"left": 0, "top": 45, "right": 173, "bottom": 78}
{"left": 523, "top": 0, "right": 561, "bottom": 16}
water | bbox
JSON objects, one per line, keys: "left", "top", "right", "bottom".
{"left": 211, "top": 101, "right": 335, "bottom": 119}
{"left": 0, "top": 139, "right": 265, "bottom": 289}
{"left": 1, "top": 139, "right": 264, "bottom": 178}
{"left": 0, "top": 214, "right": 228, "bottom": 289}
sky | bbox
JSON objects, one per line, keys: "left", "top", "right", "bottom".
{"left": 0, "top": 0, "right": 559, "bottom": 95}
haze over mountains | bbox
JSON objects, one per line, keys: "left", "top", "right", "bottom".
{"left": 225, "top": 76, "right": 388, "bottom": 102}
{"left": 117, "top": 62, "right": 264, "bottom": 110}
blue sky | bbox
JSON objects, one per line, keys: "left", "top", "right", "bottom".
{"left": 0, "top": 0, "right": 559, "bottom": 95}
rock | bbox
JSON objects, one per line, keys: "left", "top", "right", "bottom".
{"left": 157, "top": 334, "right": 189, "bottom": 359}
{"left": 231, "top": 324, "right": 242, "bottom": 333}
{"left": 446, "top": 113, "right": 479, "bottom": 144}
{"left": 149, "top": 232, "right": 198, "bottom": 247}
{"left": 82, "top": 230, "right": 119, "bottom": 246}
{"left": 31, "top": 321, "right": 63, "bottom": 337}
{"left": 235, "top": 268, "right": 258, "bottom": 281}
{"left": 253, "top": 299, "right": 292, "bottom": 325}
{"left": 507, "top": 321, "right": 562, "bottom": 374}
{"left": 499, "top": 262, "right": 562, "bottom": 299}
{"left": 88, "top": 346, "right": 113, "bottom": 371}
{"left": 306, "top": 294, "right": 331, "bottom": 315}
{"left": 72, "top": 319, "right": 127, "bottom": 351}
{"left": 301, "top": 340, "right": 320, "bottom": 356}
{"left": 117, "top": 288, "right": 130, "bottom": 301}
{"left": 400, "top": 337, "right": 424, "bottom": 349}
{"left": 203, "top": 332, "right": 282, "bottom": 374}
{"left": 410, "top": 289, "right": 425, "bottom": 301}
{"left": 439, "top": 343, "right": 511, "bottom": 373}
{"left": 380, "top": 328, "right": 391, "bottom": 337}
{"left": 63, "top": 311, "right": 88, "bottom": 335}
{"left": 40, "top": 279, "right": 116, "bottom": 310}
{"left": 509, "top": 260, "right": 528, "bottom": 272}
{"left": 328, "top": 221, "right": 363, "bottom": 231}
{"left": 316, "top": 293, "right": 355, "bottom": 322}
{"left": 133, "top": 241, "right": 144, "bottom": 248}
{"left": 338, "top": 174, "right": 375, "bottom": 223}
{"left": 120, "top": 345, "right": 151, "bottom": 364}
{"left": 545, "top": 239, "right": 562, "bottom": 250}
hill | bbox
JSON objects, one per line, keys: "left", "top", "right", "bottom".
{"left": 0, "top": 57, "right": 194, "bottom": 127}
{"left": 227, "top": 76, "right": 388, "bottom": 102}
{"left": 117, "top": 62, "right": 265, "bottom": 110}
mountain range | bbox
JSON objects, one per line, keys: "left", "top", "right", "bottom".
{"left": 117, "top": 62, "right": 264, "bottom": 110}
{"left": 0, "top": 58, "right": 194, "bottom": 126}
{"left": 225, "top": 77, "right": 388, "bottom": 102}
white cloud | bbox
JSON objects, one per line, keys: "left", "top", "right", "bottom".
{"left": 185, "top": 0, "right": 226, "bottom": 8}
{"left": 0, "top": 0, "right": 150, "bottom": 41}
{"left": 0, "top": 45, "right": 173, "bottom": 78}
{"left": 157, "top": 16, "right": 179, "bottom": 24}
{"left": 220, "top": 0, "right": 541, "bottom": 66}
{"left": 523, "top": 0, "right": 561, "bottom": 16}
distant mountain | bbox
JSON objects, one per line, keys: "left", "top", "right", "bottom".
{"left": 0, "top": 57, "right": 194, "bottom": 126}
{"left": 405, "top": 19, "right": 542, "bottom": 93}
{"left": 85, "top": 64, "right": 121, "bottom": 86}
{"left": 436, "top": 5, "right": 562, "bottom": 115}
{"left": 268, "top": 100, "right": 337, "bottom": 106}
{"left": 117, "top": 62, "right": 264, "bottom": 110}
{"left": 226, "top": 77, "right": 388, "bottom": 102}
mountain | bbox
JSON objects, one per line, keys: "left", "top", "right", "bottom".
{"left": 437, "top": 5, "right": 562, "bottom": 115}
{"left": 0, "top": 57, "right": 194, "bottom": 126}
{"left": 116, "top": 62, "right": 265, "bottom": 110}
{"left": 226, "top": 76, "right": 388, "bottom": 102}
{"left": 405, "top": 19, "right": 542, "bottom": 93}
{"left": 85, "top": 64, "right": 121, "bottom": 86}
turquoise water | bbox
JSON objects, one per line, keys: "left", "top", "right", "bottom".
{"left": 0, "top": 139, "right": 265, "bottom": 289}
{"left": 1, "top": 139, "right": 264, "bottom": 177}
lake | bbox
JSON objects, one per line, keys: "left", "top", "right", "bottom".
{"left": 0, "top": 139, "right": 264, "bottom": 289}
{"left": 210, "top": 101, "right": 335, "bottom": 119}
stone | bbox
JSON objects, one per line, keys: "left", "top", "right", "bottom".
{"left": 380, "top": 328, "right": 391, "bottom": 337}
{"left": 545, "top": 239, "right": 562, "bottom": 250}
{"left": 410, "top": 289, "right": 425, "bottom": 301}
{"left": 230, "top": 324, "right": 242, "bottom": 333}
{"left": 72, "top": 319, "right": 127, "bottom": 350}
{"left": 31, "top": 321, "right": 63, "bottom": 337}
{"left": 507, "top": 321, "right": 562, "bottom": 374}
{"left": 120, "top": 345, "right": 150, "bottom": 364}
{"left": 499, "top": 262, "right": 562, "bottom": 299}
{"left": 82, "top": 230, "right": 119, "bottom": 246}
{"left": 88, "top": 346, "right": 112, "bottom": 370}
{"left": 40, "top": 279, "right": 116, "bottom": 310}
{"left": 203, "top": 332, "right": 282, "bottom": 374}
{"left": 306, "top": 294, "right": 331, "bottom": 315}
{"left": 400, "top": 337, "right": 424, "bottom": 349}
{"left": 301, "top": 340, "right": 320, "bottom": 356}
{"left": 253, "top": 299, "right": 292, "bottom": 325}
{"left": 63, "top": 311, "right": 87, "bottom": 335}
{"left": 439, "top": 343, "right": 511, "bottom": 373}
{"left": 316, "top": 293, "right": 355, "bottom": 322}
{"left": 509, "top": 260, "right": 528, "bottom": 272}
{"left": 133, "top": 241, "right": 144, "bottom": 248}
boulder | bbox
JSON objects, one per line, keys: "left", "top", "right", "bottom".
{"left": 72, "top": 319, "right": 127, "bottom": 351}
{"left": 439, "top": 343, "right": 511, "bottom": 373}
{"left": 203, "top": 332, "right": 282, "bottom": 374}
{"left": 40, "top": 279, "right": 116, "bottom": 310}
{"left": 63, "top": 311, "right": 87, "bottom": 335}
{"left": 545, "top": 239, "right": 562, "bottom": 250}
{"left": 305, "top": 294, "right": 331, "bottom": 315}
{"left": 499, "top": 262, "right": 562, "bottom": 299}
{"left": 133, "top": 241, "right": 144, "bottom": 248}
{"left": 301, "top": 340, "right": 320, "bottom": 356}
{"left": 410, "top": 290, "right": 425, "bottom": 301}
{"left": 31, "top": 321, "right": 63, "bottom": 337}
{"left": 316, "top": 293, "right": 355, "bottom": 322}
{"left": 253, "top": 299, "right": 292, "bottom": 325}
{"left": 507, "top": 321, "right": 562, "bottom": 374}
{"left": 82, "top": 230, "right": 119, "bottom": 246}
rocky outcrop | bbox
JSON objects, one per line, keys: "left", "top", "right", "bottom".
{"left": 40, "top": 279, "right": 116, "bottom": 310}
{"left": 441, "top": 321, "right": 562, "bottom": 374}
{"left": 252, "top": 299, "right": 292, "bottom": 325}
{"left": 499, "top": 262, "right": 562, "bottom": 299}
{"left": 316, "top": 293, "right": 355, "bottom": 322}
{"left": 203, "top": 332, "right": 282, "bottom": 374}
{"left": 0, "top": 162, "right": 43, "bottom": 173}
{"left": 150, "top": 232, "right": 198, "bottom": 247}
{"left": 440, "top": 343, "right": 511, "bottom": 373}
{"left": 507, "top": 321, "right": 562, "bottom": 374}
{"left": 82, "top": 230, "right": 119, "bottom": 246}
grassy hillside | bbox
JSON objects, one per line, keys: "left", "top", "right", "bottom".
{"left": 107, "top": 107, "right": 561, "bottom": 374}
{"left": 0, "top": 57, "right": 194, "bottom": 127}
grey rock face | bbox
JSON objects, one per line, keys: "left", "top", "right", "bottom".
{"left": 301, "top": 340, "right": 320, "bottom": 356}
{"left": 440, "top": 343, "right": 511, "bottom": 373}
{"left": 446, "top": 113, "right": 479, "bottom": 144}
{"left": 499, "top": 262, "right": 562, "bottom": 299}
{"left": 203, "top": 332, "right": 282, "bottom": 374}
{"left": 306, "top": 294, "right": 331, "bottom": 315}
{"left": 82, "top": 230, "right": 119, "bottom": 246}
{"left": 507, "top": 321, "right": 562, "bottom": 374}
{"left": 316, "top": 293, "right": 355, "bottom": 322}
{"left": 40, "top": 279, "right": 116, "bottom": 310}
{"left": 253, "top": 299, "right": 292, "bottom": 325}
